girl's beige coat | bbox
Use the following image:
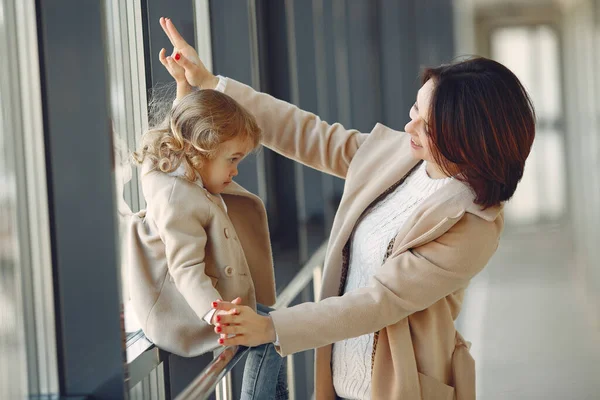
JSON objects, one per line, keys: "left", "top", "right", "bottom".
{"left": 127, "top": 161, "right": 276, "bottom": 357}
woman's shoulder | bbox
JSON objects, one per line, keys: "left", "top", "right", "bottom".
{"left": 346, "top": 123, "right": 413, "bottom": 173}
{"left": 368, "top": 123, "right": 410, "bottom": 140}
{"left": 356, "top": 123, "right": 411, "bottom": 155}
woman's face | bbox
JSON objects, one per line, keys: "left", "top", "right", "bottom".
{"left": 404, "top": 79, "right": 437, "bottom": 164}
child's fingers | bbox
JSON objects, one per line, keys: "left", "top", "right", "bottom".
{"left": 159, "top": 17, "right": 176, "bottom": 47}
{"left": 165, "top": 18, "right": 188, "bottom": 49}
{"left": 166, "top": 56, "right": 186, "bottom": 80}
{"left": 158, "top": 48, "right": 168, "bottom": 67}
{"left": 231, "top": 297, "right": 243, "bottom": 305}
{"left": 212, "top": 300, "right": 237, "bottom": 311}
{"left": 166, "top": 56, "right": 176, "bottom": 70}
{"left": 172, "top": 52, "right": 194, "bottom": 70}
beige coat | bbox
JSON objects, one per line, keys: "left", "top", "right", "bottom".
{"left": 127, "top": 161, "right": 276, "bottom": 357}
{"left": 224, "top": 78, "right": 504, "bottom": 400}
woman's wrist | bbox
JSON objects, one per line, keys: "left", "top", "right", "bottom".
{"left": 200, "top": 74, "right": 219, "bottom": 90}
{"left": 263, "top": 315, "right": 277, "bottom": 344}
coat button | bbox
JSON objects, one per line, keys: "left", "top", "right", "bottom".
{"left": 224, "top": 266, "right": 234, "bottom": 277}
{"left": 224, "top": 228, "right": 230, "bottom": 238}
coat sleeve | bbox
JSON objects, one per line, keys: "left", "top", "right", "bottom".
{"left": 269, "top": 213, "right": 503, "bottom": 356}
{"left": 149, "top": 179, "right": 222, "bottom": 321}
{"left": 224, "top": 78, "right": 369, "bottom": 179}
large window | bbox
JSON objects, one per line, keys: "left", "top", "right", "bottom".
{"left": 103, "top": 0, "right": 148, "bottom": 337}
{"left": 103, "top": 1, "right": 218, "bottom": 398}
{"left": 491, "top": 25, "right": 567, "bottom": 225}
{"left": 0, "top": 0, "right": 58, "bottom": 397}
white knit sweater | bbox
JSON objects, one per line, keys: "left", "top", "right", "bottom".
{"left": 332, "top": 162, "right": 452, "bottom": 400}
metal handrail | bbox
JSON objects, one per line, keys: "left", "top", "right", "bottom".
{"left": 175, "top": 345, "right": 248, "bottom": 400}
{"left": 273, "top": 242, "right": 327, "bottom": 309}
{"left": 125, "top": 327, "right": 158, "bottom": 389}
{"left": 175, "top": 241, "right": 329, "bottom": 400}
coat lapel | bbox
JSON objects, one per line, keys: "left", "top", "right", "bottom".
{"left": 221, "top": 180, "right": 261, "bottom": 202}
{"left": 392, "top": 178, "right": 470, "bottom": 253}
{"left": 335, "top": 124, "right": 419, "bottom": 237}
{"left": 221, "top": 181, "right": 277, "bottom": 305}
{"left": 320, "top": 126, "right": 420, "bottom": 297}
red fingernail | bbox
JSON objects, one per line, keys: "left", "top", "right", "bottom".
{"left": 216, "top": 326, "right": 222, "bottom": 333}
{"left": 219, "top": 338, "right": 224, "bottom": 345}
{"left": 175, "top": 53, "right": 181, "bottom": 61}
{"left": 216, "top": 316, "right": 221, "bottom": 322}
{"left": 212, "top": 302, "right": 218, "bottom": 308}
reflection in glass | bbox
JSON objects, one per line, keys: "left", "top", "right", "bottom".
{"left": 0, "top": 3, "right": 27, "bottom": 397}
{"left": 0, "top": 80, "right": 28, "bottom": 400}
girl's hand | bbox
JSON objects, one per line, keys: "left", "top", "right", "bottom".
{"left": 212, "top": 301, "right": 277, "bottom": 348}
{"left": 158, "top": 48, "right": 192, "bottom": 100}
{"left": 210, "top": 297, "right": 243, "bottom": 325}
{"left": 159, "top": 17, "right": 218, "bottom": 89}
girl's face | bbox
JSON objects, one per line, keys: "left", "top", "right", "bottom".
{"left": 199, "top": 136, "right": 253, "bottom": 194}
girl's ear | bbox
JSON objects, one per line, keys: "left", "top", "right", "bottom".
{"left": 186, "top": 153, "right": 205, "bottom": 172}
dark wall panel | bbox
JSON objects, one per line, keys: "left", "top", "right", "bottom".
{"left": 146, "top": 0, "right": 196, "bottom": 88}
{"left": 37, "top": 0, "right": 125, "bottom": 397}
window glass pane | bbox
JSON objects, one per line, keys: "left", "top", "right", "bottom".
{"left": 492, "top": 25, "right": 567, "bottom": 224}
{"left": 103, "top": 0, "right": 148, "bottom": 338}
{"left": 1, "top": 0, "right": 58, "bottom": 396}
{"left": 0, "top": 69, "right": 28, "bottom": 400}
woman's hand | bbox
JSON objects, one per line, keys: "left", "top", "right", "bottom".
{"left": 212, "top": 301, "right": 277, "bottom": 348}
{"left": 159, "top": 17, "right": 218, "bottom": 89}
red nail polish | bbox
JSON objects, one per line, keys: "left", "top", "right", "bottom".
{"left": 175, "top": 53, "right": 181, "bottom": 61}
{"left": 219, "top": 338, "right": 224, "bottom": 345}
{"left": 212, "top": 302, "right": 217, "bottom": 308}
{"left": 216, "top": 326, "right": 222, "bottom": 333}
{"left": 216, "top": 316, "right": 221, "bottom": 322}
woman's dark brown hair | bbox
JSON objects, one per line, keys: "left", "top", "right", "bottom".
{"left": 422, "top": 57, "right": 536, "bottom": 208}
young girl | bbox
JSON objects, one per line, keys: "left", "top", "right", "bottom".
{"left": 126, "top": 53, "right": 287, "bottom": 399}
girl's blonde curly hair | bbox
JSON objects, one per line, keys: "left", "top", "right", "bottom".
{"left": 133, "top": 89, "right": 261, "bottom": 182}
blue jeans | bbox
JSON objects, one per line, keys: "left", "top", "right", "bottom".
{"left": 240, "top": 303, "right": 288, "bottom": 400}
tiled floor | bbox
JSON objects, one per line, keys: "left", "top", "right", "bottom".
{"left": 456, "top": 224, "right": 600, "bottom": 399}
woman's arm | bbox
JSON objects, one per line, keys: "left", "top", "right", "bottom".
{"left": 223, "top": 78, "right": 368, "bottom": 179}
{"left": 214, "top": 213, "right": 503, "bottom": 355}
{"left": 160, "top": 17, "right": 368, "bottom": 178}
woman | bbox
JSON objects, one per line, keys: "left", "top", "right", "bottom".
{"left": 159, "top": 17, "right": 535, "bottom": 400}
